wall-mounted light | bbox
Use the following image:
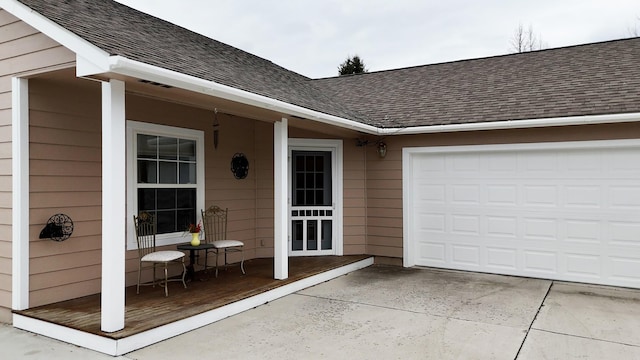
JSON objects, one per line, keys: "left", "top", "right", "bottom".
{"left": 377, "top": 141, "right": 387, "bottom": 158}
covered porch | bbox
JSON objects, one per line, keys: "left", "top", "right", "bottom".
{"left": 14, "top": 256, "right": 373, "bottom": 355}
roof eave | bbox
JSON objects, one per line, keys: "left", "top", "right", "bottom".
{"left": 383, "top": 112, "right": 640, "bottom": 135}
{"left": 105, "top": 55, "right": 381, "bottom": 134}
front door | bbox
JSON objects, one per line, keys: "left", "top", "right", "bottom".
{"left": 289, "top": 142, "right": 340, "bottom": 256}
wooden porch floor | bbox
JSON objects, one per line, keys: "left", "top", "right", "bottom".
{"left": 14, "top": 255, "right": 370, "bottom": 339}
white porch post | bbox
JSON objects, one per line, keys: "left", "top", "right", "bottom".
{"left": 273, "top": 118, "right": 288, "bottom": 279}
{"left": 101, "top": 79, "right": 126, "bottom": 332}
{"left": 11, "top": 77, "right": 29, "bottom": 311}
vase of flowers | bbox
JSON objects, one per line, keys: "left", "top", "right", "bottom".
{"left": 188, "top": 221, "right": 201, "bottom": 246}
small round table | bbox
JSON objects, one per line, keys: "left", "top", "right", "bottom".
{"left": 177, "top": 243, "right": 215, "bottom": 281}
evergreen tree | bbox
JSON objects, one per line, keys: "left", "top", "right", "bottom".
{"left": 338, "top": 55, "right": 368, "bottom": 75}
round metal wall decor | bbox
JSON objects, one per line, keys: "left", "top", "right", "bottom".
{"left": 39, "top": 213, "right": 74, "bottom": 242}
{"left": 230, "top": 153, "right": 249, "bottom": 179}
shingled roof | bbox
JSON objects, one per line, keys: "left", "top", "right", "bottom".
{"left": 313, "top": 38, "right": 640, "bottom": 128}
{"left": 15, "top": 0, "right": 372, "bottom": 125}
{"left": 15, "top": 0, "right": 640, "bottom": 130}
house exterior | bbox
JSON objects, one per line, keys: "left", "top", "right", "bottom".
{"left": 1, "top": 0, "right": 640, "bottom": 352}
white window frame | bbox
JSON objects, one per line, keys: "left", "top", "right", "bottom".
{"left": 126, "top": 120, "right": 205, "bottom": 249}
{"left": 288, "top": 138, "right": 344, "bottom": 256}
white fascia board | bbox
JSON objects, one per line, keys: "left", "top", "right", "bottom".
{"left": 0, "top": 0, "right": 111, "bottom": 75}
{"left": 110, "top": 54, "right": 640, "bottom": 135}
{"left": 106, "top": 56, "right": 380, "bottom": 134}
{"left": 380, "top": 112, "right": 640, "bottom": 135}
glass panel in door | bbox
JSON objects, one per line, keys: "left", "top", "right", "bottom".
{"left": 290, "top": 151, "right": 333, "bottom": 255}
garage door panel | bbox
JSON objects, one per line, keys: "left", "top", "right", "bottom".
{"left": 608, "top": 256, "right": 640, "bottom": 284}
{"left": 609, "top": 185, "right": 640, "bottom": 209}
{"left": 564, "top": 253, "right": 602, "bottom": 279}
{"left": 565, "top": 185, "right": 601, "bottom": 208}
{"left": 486, "top": 247, "right": 518, "bottom": 270}
{"left": 487, "top": 185, "right": 518, "bottom": 205}
{"left": 451, "top": 244, "right": 481, "bottom": 267}
{"left": 565, "top": 220, "right": 601, "bottom": 243}
{"left": 408, "top": 141, "right": 640, "bottom": 288}
{"left": 487, "top": 216, "right": 518, "bottom": 238}
{"left": 418, "top": 242, "right": 446, "bottom": 264}
{"left": 609, "top": 221, "right": 640, "bottom": 246}
{"left": 523, "top": 250, "right": 558, "bottom": 274}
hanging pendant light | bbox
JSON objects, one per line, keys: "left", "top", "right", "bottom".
{"left": 213, "top": 108, "right": 220, "bottom": 149}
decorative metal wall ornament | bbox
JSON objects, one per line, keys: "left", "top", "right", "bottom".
{"left": 213, "top": 108, "right": 220, "bottom": 149}
{"left": 230, "top": 153, "right": 249, "bottom": 179}
{"left": 39, "top": 213, "right": 74, "bottom": 242}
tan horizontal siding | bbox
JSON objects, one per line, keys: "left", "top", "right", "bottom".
{"left": 340, "top": 141, "right": 365, "bottom": 254}
{"left": 0, "top": 11, "right": 76, "bottom": 311}
{"left": 30, "top": 279, "right": 101, "bottom": 307}
{"left": 28, "top": 77, "right": 103, "bottom": 306}
{"left": 344, "top": 243, "right": 365, "bottom": 254}
{"left": 367, "top": 244, "right": 403, "bottom": 258}
{"left": 254, "top": 121, "right": 274, "bottom": 256}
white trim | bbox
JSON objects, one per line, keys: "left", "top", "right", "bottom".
{"left": 402, "top": 138, "right": 640, "bottom": 155}
{"left": 402, "top": 138, "right": 640, "bottom": 269}
{"left": 101, "top": 79, "right": 126, "bottom": 332}
{"left": 13, "top": 315, "right": 118, "bottom": 355}
{"left": 105, "top": 57, "right": 640, "bottom": 137}
{"left": 288, "top": 138, "right": 344, "bottom": 257}
{"left": 14, "top": 257, "right": 374, "bottom": 356}
{"left": 125, "top": 121, "right": 205, "bottom": 249}
{"left": 11, "top": 77, "right": 29, "bottom": 310}
{"left": 0, "top": 0, "right": 111, "bottom": 74}
{"left": 402, "top": 146, "right": 413, "bottom": 268}
{"left": 106, "top": 56, "right": 380, "bottom": 134}
{"left": 274, "top": 118, "right": 289, "bottom": 279}
{"left": 384, "top": 112, "right": 640, "bottom": 135}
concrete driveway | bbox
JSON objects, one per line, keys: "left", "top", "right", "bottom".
{"left": 3, "top": 265, "right": 640, "bottom": 359}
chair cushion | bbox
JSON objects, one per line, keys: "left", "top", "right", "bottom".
{"left": 141, "top": 250, "right": 185, "bottom": 262}
{"left": 212, "top": 240, "right": 244, "bottom": 248}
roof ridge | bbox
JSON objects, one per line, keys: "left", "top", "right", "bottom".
{"left": 313, "top": 36, "right": 640, "bottom": 80}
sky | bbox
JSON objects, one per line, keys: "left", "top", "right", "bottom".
{"left": 115, "top": 0, "right": 639, "bottom": 79}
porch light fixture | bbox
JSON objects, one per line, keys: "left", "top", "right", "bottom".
{"left": 377, "top": 141, "right": 387, "bottom": 158}
{"left": 213, "top": 108, "right": 220, "bottom": 149}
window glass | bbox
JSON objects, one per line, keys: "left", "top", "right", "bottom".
{"left": 179, "top": 139, "right": 196, "bottom": 161}
{"left": 137, "top": 188, "right": 197, "bottom": 234}
{"left": 137, "top": 160, "right": 157, "bottom": 183}
{"left": 159, "top": 161, "right": 177, "bottom": 183}
{"left": 158, "top": 136, "right": 178, "bottom": 160}
{"left": 179, "top": 163, "right": 196, "bottom": 184}
{"left": 137, "top": 134, "right": 157, "bottom": 159}
{"left": 134, "top": 129, "right": 199, "bottom": 236}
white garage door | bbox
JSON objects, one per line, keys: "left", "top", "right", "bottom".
{"left": 404, "top": 140, "right": 640, "bottom": 288}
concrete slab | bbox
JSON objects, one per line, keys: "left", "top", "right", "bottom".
{"left": 6, "top": 265, "right": 640, "bottom": 359}
{"left": 299, "top": 265, "right": 552, "bottom": 328}
{"left": 0, "top": 324, "right": 121, "bottom": 360}
{"left": 518, "top": 329, "right": 640, "bottom": 359}
{"left": 533, "top": 282, "right": 640, "bottom": 346}
{"left": 128, "top": 293, "right": 526, "bottom": 360}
